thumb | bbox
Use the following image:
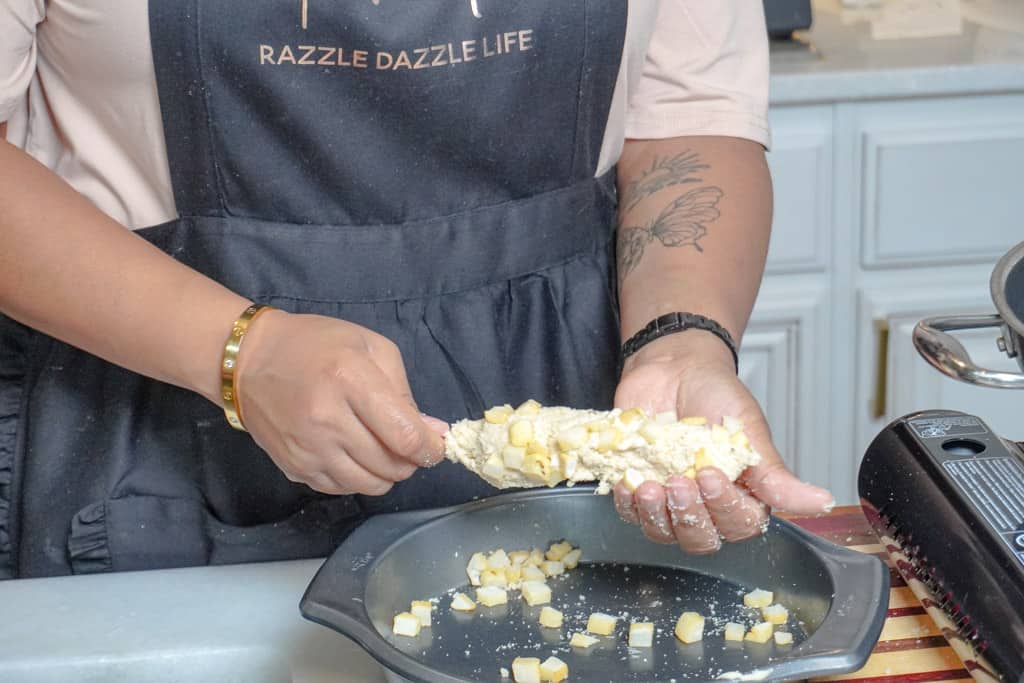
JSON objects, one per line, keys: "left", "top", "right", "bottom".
{"left": 741, "top": 455, "right": 835, "bottom": 516}
{"left": 372, "top": 342, "right": 446, "bottom": 464}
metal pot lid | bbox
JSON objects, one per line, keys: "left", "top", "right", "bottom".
{"left": 991, "top": 239, "right": 1024, "bottom": 340}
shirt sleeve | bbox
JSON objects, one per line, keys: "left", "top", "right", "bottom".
{"left": 0, "top": 0, "right": 44, "bottom": 124}
{"left": 625, "top": 0, "right": 771, "bottom": 148}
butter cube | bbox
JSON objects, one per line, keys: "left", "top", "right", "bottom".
{"left": 539, "top": 606, "right": 563, "bottom": 628}
{"left": 515, "top": 399, "right": 542, "bottom": 416}
{"left": 761, "top": 604, "right": 789, "bottom": 625}
{"left": 511, "top": 657, "right": 541, "bottom": 683}
{"left": 628, "top": 622, "right": 654, "bottom": 648}
{"left": 480, "top": 569, "right": 508, "bottom": 587}
{"left": 522, "top": 564, "right": 546, "bottom": 582}
{"left": 504, "top": 564, "right": 523, "bottom": 585}
{"left": 484, "top": 405, "right": 513, "bottom": 424}
{"left": 539, "top": 656, "right": 569, "bottom": 682}
{"left": 476, "top": 586, "right": 508, "bottom": 607}
{"left": 622, "top": 468, "right": 646, "bottom": 492}
{"left": 545, "top": 541, "right": 573, "bottom": 562}
{"left": 487, "top": 549, "right": 511, "bottom": 570}
{"left": 586, "top": 612, "right": 617, "bottom": 636}
{"left": 508, "top": 550, "right": 531, "bottom": 565}
{"left": 410, "top": 600, "right": 432, "bottom": 627}
{"left": 774, "top": 631, "right": 794, "bottom": 646}
{"left": 509, "top": 420, "right": 534, "bottom": 447}
{"left": 541, "top": 560, "right": 564, "bottom": 578}
{"left": 392, "top": 612, "right": 421, "bottom": 637}
{"left": 569, "top": 632, "right": 599, "bottom": 648}
{"left": 674, "top": 612, "right": 705, "bottom": 644}
{"left": 562, "top": 548, "right": 582, "bottom": 570}
{"left": 450, "top": 592, "right": 476, "bottom": 612}
{"left": 482, "top": 456, "right": 507, "bottom": 481}
{"left": 503, "top": 446, "right": 526, "bottom": 470}
{"left": 743, "top": 588, "right": 774, "bottom": 609}
{"left": 528, "top": 548, "right": 545, "bottom": 566}
{"left": 520, "top": 580, "right": 552, "bottom": 607}
{"left": 723, "top": 622, "right": 745, "bottom": 641}
{"left": 745, "top": 621, "right": 773, "bottom": 644}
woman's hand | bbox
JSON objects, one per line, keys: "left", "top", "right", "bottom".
{"left": 612, "top": 332, "right": 834, "bottom": 554}
{"left": 234, "top": 310, "right": 447, "bottom": 495}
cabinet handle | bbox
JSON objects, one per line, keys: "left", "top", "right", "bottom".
{"left": 871, "top": 319, "right": 889, "bottom": 419}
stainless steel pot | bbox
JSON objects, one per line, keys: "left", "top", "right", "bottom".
{"left": 914, "top": 240, "right": 1024, "bottom": 388}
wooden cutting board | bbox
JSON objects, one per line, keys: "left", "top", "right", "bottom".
{"left": 784, "top": 506, "right": 977, "bottom": 683}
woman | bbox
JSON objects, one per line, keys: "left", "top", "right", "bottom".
{"left": 0, "top": 1, "right": 833, "bottom": 579}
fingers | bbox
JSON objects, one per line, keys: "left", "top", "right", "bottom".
{"left": 352, "top": 371, "right": 446, "bottom": 468}
{"left": 613, "top": 482, "right": 641, "bottom": 525}
{"left": 335, "top": 410, "right": 419, "bottom": 482}
{"left": 370, "top": 342, "right": 447, "bottom": 466}
{"left": 633, "top": 482, "right": 676, "bottom": 544}
{"left": 665, "top": 475, "right": 720, "bottom": 554}
{"left": 695, "top": 468, "right": 769, "bottom": 542}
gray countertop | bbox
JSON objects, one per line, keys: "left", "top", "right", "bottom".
{"left": 770, "top": 0, "right": 1024, "bottom": 103}
{"left": 0, "top": 559, "right": 386, "bottom": 683}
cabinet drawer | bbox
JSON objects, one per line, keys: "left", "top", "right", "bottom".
{"left": 855, "top": 95, "right": 1024, "bottom": 269}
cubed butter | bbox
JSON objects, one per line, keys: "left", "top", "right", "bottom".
{"left": 509, "top": 420, "right": 534, "bottom": 447}
{"left": 569, "top": 632, "right": 599, "bottom": 648}
{"left": 761, "top": 604, "right": 789, "bottom": 625}
{"left": 502, "top": 445, "right": 526, "bottom": 470}
{"left": 392, "top": 612, "right": 421, "bottom": 637}
{"left": 515, "top": 399, "right": 542, "bottom": 416}
{"left": 522, "top": 564, "right": 546, "bottom": 582}
{"left": 745, "top": 622, "right": 773, "bottom": 643}
{"left": 562, "top": 548, "right": 582, "bottom": 570}
{"left": 410, "top": 600, "right": 432, "bottom": 627}
{"left": 723, "top": 622, "right": 745, "bottom": 642}
{"left": 476, "top": 586, "right": 508, "bottom": 607}
{"left": 487, "top": 549, "right": 511, "bottom": 570}
{"left": 521, "top": 580, "right": 552, "bottom": 607}
{"left": 545, "top": 541, "right": 573, "bottom": 562}
{"left": 541, "top": 560, "right": 564, "bottom": 578}
{"left": 774, "top": 631, "right": 794, "bottom": 646}
{"left": 450, "top": 592, "right": 476, "bottom": 612}
{"left": 586, "top": 612, "right": 617, "bottom": 636}
{"left": 622, "top": 468, "right": 646, "bottom": 492}
{"left": 539, "top": 656, "right": 569, "bottom": 683}
{"left": 628, "top": 622, "right": 654, "bottom": 648}
{"left": 743, "top": 588, "right": 774, "bottom": 609}
{"left": 674, "top": 612, "right": 705, "bottom": 644}
{"left": 480, "top": 569, "right": 508, "bottom": 587}
{"left": 511, "top": 657, "right": 541, "bottom": 683}
{"left": 539, "top": 606, "right": 563, "bottom": 629}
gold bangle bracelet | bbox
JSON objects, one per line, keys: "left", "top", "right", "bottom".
{"left": 221, "top": 303, "right": 275, "bottom": 432}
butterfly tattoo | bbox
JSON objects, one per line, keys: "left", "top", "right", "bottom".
{"left": 617, "top": 184, "right": 724, "bottom": 285}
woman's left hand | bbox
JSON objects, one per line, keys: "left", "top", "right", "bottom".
{"left": 612, "top": 332, "right": 834, "bottom": 554}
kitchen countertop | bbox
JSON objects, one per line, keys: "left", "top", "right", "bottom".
{"left": 770, "top": 0, "right": 1024, "bottom": 103}
{"left": 0, "top": 507, "right": 974, "bottom": 683}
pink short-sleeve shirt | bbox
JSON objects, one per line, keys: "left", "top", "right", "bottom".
{"left": 1, "top": 1, "right": 770, "bottom": 230}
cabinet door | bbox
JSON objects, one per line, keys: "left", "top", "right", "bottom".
{"left": 739, "top": 280, "right": 831, "bottom": 493}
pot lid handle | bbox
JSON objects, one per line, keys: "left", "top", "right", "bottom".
{"left": 913, "top": 314, "right": 1024, "bottom": 389}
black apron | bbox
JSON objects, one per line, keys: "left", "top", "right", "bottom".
{"left": 0, "top": 0, "right": 626, "bottom": 578}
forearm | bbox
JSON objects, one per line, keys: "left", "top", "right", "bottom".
{"left": 616, "top": 136, "right": 772, "bottom": 348}
{"left": 0, "top": 137, "right": 248, "bottom": 404}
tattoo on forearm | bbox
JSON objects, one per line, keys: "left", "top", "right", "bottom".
{"left": 619, "top": 150, "right": 708, "bottom": 214}
{"left": 616, "top": 151, "right": 724, "bottom": 285}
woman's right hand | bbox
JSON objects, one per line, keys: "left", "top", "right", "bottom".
{"left": 234, "top": 309, "right": 446, "bottom": 495}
